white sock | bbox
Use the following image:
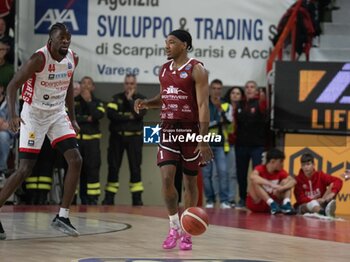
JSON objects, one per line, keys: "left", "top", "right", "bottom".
{"left": 59, "top": 208, "right": 69, "bottom": 218}
{"left": 283, "top": 198, "right": 291, "bottom": 205}
{"left": 169, "top": 213, "right": 180, "bottom": 229}
{"left": 266, "top": 198, "right": 274, "bottom": 206}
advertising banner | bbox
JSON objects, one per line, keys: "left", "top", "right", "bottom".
{"left": 284, "top": 133, "right": 350, "bottom": 215}
{"left": 274, "top": 61, "right": 350, "bottom": 135}
{"left": 18, "top": 0, "right": 293, "bottom": 85}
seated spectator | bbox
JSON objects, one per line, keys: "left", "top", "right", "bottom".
{"left": 246, "top": 148, "right": 296, "bottom": 215}
{"left": 294, "top": 153, "right": 343, "bottom": 217}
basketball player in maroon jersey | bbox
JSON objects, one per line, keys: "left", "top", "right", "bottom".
{"left": 135, "top": 29, "right": 213, "bottom": 250}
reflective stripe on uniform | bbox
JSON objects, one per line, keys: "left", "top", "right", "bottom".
{"left": 87, "top": 189, "right": 101, "bottom": 195}
{"left": 107, "top": 103, "right": 118, "bottom": 110}
{"left": 25, "top": 177, "right": 38, "bottom": 183}
{"left": 26, "top": 183, "right": 51, "bottom": 190}
{"left": 117, "top": 131, "right": 142, "bottom": 136}
{"left": 38, "top": 176, "right": 52, "bottom": 183}
{"left": 106, "top": 182, "right": 119, "bottom": 193}
{"left": 97, "top": 106, "right": 106, "bottom": 113}
{"left": 76, "top": 133, "right": 102, "bottom": 140}
{"left": 129, "top": 182, "right": 144, "bottom": 192}
{"left": 87, "top": 182, "right": 101, "bottom": 189}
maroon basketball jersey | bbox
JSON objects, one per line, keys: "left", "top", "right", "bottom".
{"left": 159, "top": 58, "right": 202, "bottom": 122}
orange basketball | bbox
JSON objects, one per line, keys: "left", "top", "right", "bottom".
{"left": 180, "top": 207, "right": 209, "bottom": 236}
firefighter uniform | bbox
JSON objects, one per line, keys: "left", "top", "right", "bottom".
{"left": 75, "top": 93, "right": 105, "bottom": 205}
{"left": 25, "top": 136, "right": 55, "bottom": 204}
{"left": 103, "top": 92, "right": 146, "bottom": 206}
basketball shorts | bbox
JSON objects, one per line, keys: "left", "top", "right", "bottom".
{"left": 157, "top": 121, "right": 200, "bottom": 175}
{"left": 19, "top": 103, "right": 76, "bottom": 155}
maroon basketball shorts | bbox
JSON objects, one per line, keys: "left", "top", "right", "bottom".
{"left": 157, "top": 121, "right": 200, "bottom": 175}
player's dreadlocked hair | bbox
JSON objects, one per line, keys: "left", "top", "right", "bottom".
{"left": 49, "top": 22, "right": 68, "bottom": 38}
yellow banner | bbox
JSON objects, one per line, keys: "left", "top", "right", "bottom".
{"left": 284, "top": 134, "right": 350, "bottom": 215}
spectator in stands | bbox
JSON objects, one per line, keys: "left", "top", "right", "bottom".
{"left": 0, "top": 38, "right": 14, "bottom": 179}
{"left": 0, "top": 39, "right": 13, "bottom": 88}
{"left": 202, "top": 79, "right": 230, "bottom": 209}
{"left": 0, "top": 18, "right": 13, "bottom": 64}
{"left": 294, "top": 153, "right": 343, "bottom": 217}
{"left": 73, "top": 81, "right": 81, "bottom": 98}
{"left": 235, "top": 80, "right": 268, "bottom": 208}
{"left": 0, "top": 0, "right": 14, "bottom": 19}
{"left": 0, "top": 85, "right": 13, "bottom": 179}
{"left": 246, "top": 148, "right": 296, "bottom": 215}
{"left": 75, "top": 76, "right": 105, "bottom": 205}
{"left": 223, "top": 86, "right": 244, "bottom": 207}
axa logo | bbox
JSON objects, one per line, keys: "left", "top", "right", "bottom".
{"left": 34, "top": 0, "right": 88, "bottom": 35}
{"left": 299, "top": 63, "right": 350, "bottom": 104}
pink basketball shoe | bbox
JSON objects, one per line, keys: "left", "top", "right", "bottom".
{"left": 179, "top": 233, "right": 192, "bottom": 250}
{"left": 162, "top": 228, "right": 180, "bottom": 249}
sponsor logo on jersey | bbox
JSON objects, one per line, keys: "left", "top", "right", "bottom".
{"left": 68, "top": 62, "right": 72, "bottom": 69}
{"left": 48, "top": 71, "right": 73, "bottom": 80}
{"left": 29, "top": 132, "right": 36, "bottom": 140}
{"left": 163, "top": 86, "right": 186, "bottom": 95}
{"left": 34, "top": 0, "right": 88, "bottom": 35}
{"left": 43, "top": 94, "right": 50, "bottom": 100}
{"left": 185, "top": 64, "right": 192, "bottom": 70}
{"left": 180, "top": 72, "right": 188, "bottom": 79}
{"left": 40, "top": 80, "right": 70, "bottom": 89}
{"left": 168, "top": 104, "right": 178, "bottom": 111}
{"left": 28, "top": 140, "right": 35, "bottom": 146}
{"left": 182, "top": 104, "right": 191, "bottom": 113}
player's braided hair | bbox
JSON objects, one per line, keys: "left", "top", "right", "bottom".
{"left": 49, "top": 22, "right": 68, "bottom": 38}
{"left": 169, "top": 29, "right": 193, "bottom": 51}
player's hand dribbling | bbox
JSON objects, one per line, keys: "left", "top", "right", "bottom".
{"left": 134, "top": 99, "right": 148, "bottom": 114}
{"left": 195, "top": 142, "right": 213, "bottom": 166}
{"left": 8, "top": 115, "right": 25, "bottom": 133}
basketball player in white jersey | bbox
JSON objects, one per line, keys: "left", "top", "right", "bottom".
{"left": 0, "top": 23, "right": 82, "bottom": 240}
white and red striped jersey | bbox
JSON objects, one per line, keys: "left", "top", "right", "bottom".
{"left": 22, "top": 45, "right": 76, "bottom": 112}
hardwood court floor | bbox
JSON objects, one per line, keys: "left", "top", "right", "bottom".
{"left": 0, "top": 205, "right": 349, "bottom": 262}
